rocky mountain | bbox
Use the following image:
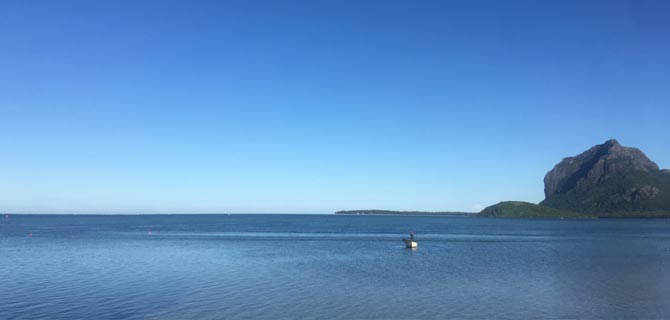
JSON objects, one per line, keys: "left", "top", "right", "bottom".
{"left": 540, "top": 139, "right": 670, "bottom": 216}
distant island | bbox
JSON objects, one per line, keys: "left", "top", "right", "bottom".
{"left": 338, "top": 139, "right": 670, "bottom": 218}
{"left": 335, "top": 210, "right": 475, "bottom": 216}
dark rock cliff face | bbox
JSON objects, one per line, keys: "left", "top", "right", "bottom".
{"left": 540, "top": 139, "right": 670, "bottom": 215}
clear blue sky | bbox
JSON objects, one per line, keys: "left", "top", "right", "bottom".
{"left": 1, "top": 0, "right": 669, "bottom": 214}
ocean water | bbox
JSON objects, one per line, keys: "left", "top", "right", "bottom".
{"left": 1, "top": 214, "right": 670, "bottom": 319}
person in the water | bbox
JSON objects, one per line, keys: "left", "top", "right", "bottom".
{"left": 410, "top": 231, "right": 414, "bottom": 240}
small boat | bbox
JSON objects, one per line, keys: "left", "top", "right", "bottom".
{"left": 403, "top": 238, "right": 418, "bottom": 248}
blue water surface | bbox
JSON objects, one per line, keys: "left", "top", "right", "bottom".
{"left": 1, "top": 214, "right": 670, "bottom": 319}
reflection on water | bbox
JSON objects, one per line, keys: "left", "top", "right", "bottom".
{"left": 1, "top": 215, "right": 669, "bottom": 319}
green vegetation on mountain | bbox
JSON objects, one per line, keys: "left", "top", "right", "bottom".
{"left": 540, "top": 139, "right": 670, "bottom": 217}
{"left": 479, "top": 139, "right": 670, "bottom": 218}
{"left": 479, "top": 201, "right": 593, "bottom": 218}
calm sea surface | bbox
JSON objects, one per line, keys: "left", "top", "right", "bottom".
{"left": 1, "top": 214, "right": 670, "bottom": 319}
